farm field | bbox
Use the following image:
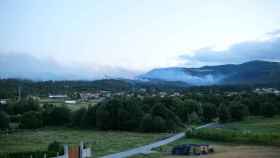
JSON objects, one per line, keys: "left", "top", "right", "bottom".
{"left": 131, "top": 138, "right": 280, "bottom": 158}
{"left": 0, "top": 128, "right": 166, "bottom": 157}
{"left": 131, "top": 117, "right": 280, "bottom": 158}
{"left": 221, "top": 116, "right": 280, "bottom": 133}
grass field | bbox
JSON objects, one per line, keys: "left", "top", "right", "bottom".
{"left": 0, "top": 128, "right": 166, "bottom": 157}
{"left": 131, "top": 117, "right": 280, "bottom": 158}
{"left": 221, "top": 116, "right": 280, "bottom": 133}
{"left": 131, "top": 138, "right": 280, "bottom": 158}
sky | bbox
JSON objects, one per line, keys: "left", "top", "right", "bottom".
{"left": 1, "top": 0, "right": 280, "bottom": 79}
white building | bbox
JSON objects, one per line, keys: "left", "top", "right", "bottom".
{"left": 0, "top": 99, "right": 7, "bottom": 104}
{"left": 65, "top": 100, "right": 77, "bottom": 104}
{"left": 49, "top": 94, "right": 68, "bottom": 99}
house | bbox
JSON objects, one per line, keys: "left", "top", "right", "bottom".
{"left": 65, "top": 100, "right": 77, "bottom": 104}
{"left": 49, "top": 94, "right": 68, "bottom": 99}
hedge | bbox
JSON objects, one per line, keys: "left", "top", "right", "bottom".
{"left": 186, "top": 128, "right": 280, "bottom": 146}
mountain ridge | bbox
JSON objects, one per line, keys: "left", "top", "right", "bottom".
{"left": 138, "top": 60, "right": 280, "bottom": 86}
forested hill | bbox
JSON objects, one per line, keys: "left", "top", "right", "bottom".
{"left": 139, "top": 60, "right": 280, "bottom": 85}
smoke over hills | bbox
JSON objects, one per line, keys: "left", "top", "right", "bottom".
{"left": 139, "top": 60, "right": 280, "bottom": 86}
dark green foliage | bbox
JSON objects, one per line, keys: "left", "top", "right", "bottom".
{"left": 140, "top": 114, "right": 154, "bottom": 132}
{"left": 83, "top": 106, "right": 97, "bottom": 128}
{"left": 95, "top": 97, "right": 144, "bottom": 130}
{"left": 2, "top": 78, "right": 280, "bottom": 132}
{"left": 188, "top": 111, "right": 201, "bottom": 124}
{"left": 202, "top": 103, "right": 217, "bottom": 123}
{"left": 47, "top": 106, "right": 71, "bottom": 126}
{"left": 71, "top": 107, "right": 87, "bottom": 127}
{"left": 6, "top": 98, "right": 40, "bottom": 115}
{"left": 0, "top": 111, "right": 10, "bottom": 129}
{"left": 229, "top": 101, "right": 249, "bottom": 121}
{"left": 47, "top": 141, "right": 64, "bottom": 155}
{"left": 218, "top": 104, "right": 231, "bottom": 123}
{"left": 20, "top": 111, "right": 43, "bottom": 129}
{"left": 260, "top": 102, "right": 278, "bottom": 118}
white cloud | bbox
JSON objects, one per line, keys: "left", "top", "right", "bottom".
{"left": 180, "top": 33, "right": 280, "bottom": 67}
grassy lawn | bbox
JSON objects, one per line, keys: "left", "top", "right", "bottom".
{"left": 221, "top": 116, "right": 280, "bottom": 133}
{"left": 0, "top": 128, "right": 166, "bottom": 157}
{"left": 131, "top": 117, "right": 280, "bottom": 158}
{"left": 130, "top": 138, "right": 280, "bottom": 158}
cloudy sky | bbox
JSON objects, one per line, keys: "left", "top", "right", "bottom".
{"left": 1, "top": 0, "right": 280, "bottom": 79}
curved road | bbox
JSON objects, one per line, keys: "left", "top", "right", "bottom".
{"left": 100, "top": 123, "right": 216, "bottom": 158}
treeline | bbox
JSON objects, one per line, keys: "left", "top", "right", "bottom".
{"left": 0, "top": 79, "right": 188, "bottom": 98}
{"left": 1, "top": 92, "right": 280, "bottom": 132}
{"left": 2, "top": 78, "right": 280, "bottom": 99}
{"left": 0, "top": 98, "right": 71, "bottom": 129}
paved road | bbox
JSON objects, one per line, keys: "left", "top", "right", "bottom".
{"left": 100, "top": 123, "right": 216, "bottom": 158}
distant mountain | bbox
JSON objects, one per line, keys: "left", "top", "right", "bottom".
{"left": 138, "top": 60, "right": 280, "bottom": 86}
